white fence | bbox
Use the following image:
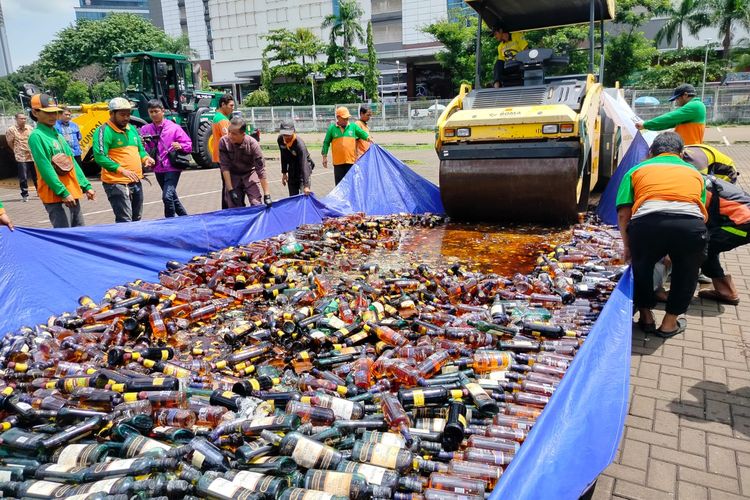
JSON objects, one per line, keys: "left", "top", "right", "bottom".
{"left": 238, "top": 99, "right": 452, "bottom": 133}
{"left": 625, "top": 85, "right": 750, "bottom": 124}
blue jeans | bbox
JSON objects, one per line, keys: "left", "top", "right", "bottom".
{"left": 17, "top": 161, "right": 37, "bottom": 198}
{"left": 103, "top": 182, "right": 143, "bottom": 223}
{"left": 155, "top": 171, "right": 187, "bottom": 218}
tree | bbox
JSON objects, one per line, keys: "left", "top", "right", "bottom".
{"left": 422, "top": 11, "right": 486, "bottom": 91}
{"left": 709, "top": 0, "right": 750, "bottom": 59}
{"left": 38, "top": 13, "right": 188, "bottom": 73}
{"left": 91, "top": 79, "right": 122, "bottom": 102}
{"left": 654, "top": 0, "right": 710, "bottom": 49}
{"left": 322, "top": 0, "right": 366, "bottom": 78}
{"left": 243, "top": 89, "right": 270, "bottom": 107}
{"left": 45, "top": 71, "right": 73, "bottom": 100}
{"left": 525, "top": 26, "right": 591, "bottom": 75}
{"left": 262, "top": 28, "right": 325, "bottom": 105}
{"left": 637, "top": 60, "right": 724, "bottom": 87}
{"left": 73, "top": 64, "right": 107, "bottom": 87}
{"left": 605, "top": 32, "right": 658, "bottom": 86}
{"left": 364, "top": 22, "right": 379, "bottom": 102}
{"left": 63, "top": 81, "right": 91, "bottom": 105}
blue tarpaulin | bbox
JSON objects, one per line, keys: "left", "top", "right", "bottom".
{"left": 322, "top": 144, "right": 444, "bottom": 215}
{"left": 597, "top": 133, "right": 650, "bottom": 224}
{"left": 0, "top": 147, "right": 631, "bottom": 499}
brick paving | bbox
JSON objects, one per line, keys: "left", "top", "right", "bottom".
{"left": 594, "top": 143, "right": 750, "bottom": 500}
{"left": 2, "top": 129, "right": 750, "bottom": 499}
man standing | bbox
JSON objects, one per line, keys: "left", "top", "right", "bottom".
{"left": 55, "top": 108, "right": 83, "bottom": 166}
{"left": 93, "top": 97, "right": 154, "bottom": 223}
{"left": 355, "top": 105, "right": 373, "bottom": 160}
{"left": 141, "top": 100, "right": 193, "bottom": 218}
{"left": 212, "top": 95, "right": 234, "bottom": 209}
{"left": 321, "top": 107, "right": 369, "bottom": 185}
{"left": 6, "top": 112, "right": 37, "bottom": 201}
{"left": 277, "top": 121, "right": 313, "bottom": 197}
{"left": 28, "top": 94, "right": 96, "bottom": 228}
{"left": 636, "top": 84, "right": 706, "bottom": 145}
{"left": 219, "top": 117, "right": 272, "bottom": 208}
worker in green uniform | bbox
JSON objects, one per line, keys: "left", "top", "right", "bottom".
{"left": 636, "top": 84, "right": 706, "bottom": 145}
{"left": 321, "top": 107, "right": 370, "bottom": 185}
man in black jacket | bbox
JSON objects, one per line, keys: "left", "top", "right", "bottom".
{"left": 277, "top": 121, "right": 314, "bottom": 196}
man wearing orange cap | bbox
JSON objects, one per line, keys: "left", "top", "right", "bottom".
{"left": 27, "top": 94, "right": 96, "bottom": 228}
{"left": 321, "top": 106, "right": 370, "bottom": 185}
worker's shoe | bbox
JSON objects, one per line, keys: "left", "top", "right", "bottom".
{"left": 698, "top": 275, "right": 740, "bottom": 305}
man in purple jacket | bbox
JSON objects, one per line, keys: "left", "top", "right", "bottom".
{"left": 140, "top": 100, "right": 193, "bottom": 217}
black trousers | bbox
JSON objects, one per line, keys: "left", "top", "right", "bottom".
{"left": 334, "top": 164, "right": 353, "bottom": 185}
{"left": 17, "top": 161, "right": 37, "bottom": 198}
{"left": 702, "top": 225, "right": 750, "bottom": 278}
{"left": 287, "top": 171, "right": 304, "bottom": 196}
{"left": 628, "top": 213, "right": 707, "bottom": 315}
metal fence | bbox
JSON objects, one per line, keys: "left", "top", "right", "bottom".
{"left": 238, "top": 99, "right": 453, "bottom": 133}
{"left": 625, "top": 85, "right": 750, "bottom": 124}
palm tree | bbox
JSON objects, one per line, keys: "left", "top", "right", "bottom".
{"left": 321, "top": 0, "right": 366, "bottom": 77}
{"left": 654, "top": 0, "right": 711, "bottom": 49}
{"left": 710, "top": 0, "right": 750, "bottom": 58}
{"left": 290, "top": 28, "right": 325, "bottom": 72}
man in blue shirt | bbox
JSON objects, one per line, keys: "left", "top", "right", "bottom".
{"left": 55, "top": 107, "right": 83, "bottom": 165}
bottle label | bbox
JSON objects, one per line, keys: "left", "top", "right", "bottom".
{"left": 42, "top": 463, "right": 83, "bottom": 473}
{"left": 291, "top": 438, "right": 326, "bottom": 468}
{"left": 377, "top": 432, "right": 405, "bottom": 448}
{"left": 315, "top": 471, "right": 353, "bottom": 496}
{"left": 0, "top": 470, "right": 11, "bottom": 482}
{"left": 56, "top": 444, "right": 94, "bottom": 466}
{"left": 97, "top": 458, "right": 136, "bottom": 473}
{"left": 290, "top": 489, "right": 335, "bottom": 500}
{"left": 416, "top": 418, "right": 446, "bottom": 432}
{"left": 82, "top": 477, "right": 121, "bottom": 494}
{"left": 351, "top": 462, "right": 386, "bottom": 485}
{"left": 126, "top": 436, "right": 171, "bottom": 457}
{"left": 231, "top": 470, "right": 263, "bottom": 489}
{"left": 192, "top": 450, "right": 206, "bottom": 468}
{"left": 247, "top": 416, "right": 278, "bottom": 428}
{"left": 367, "top": 443, "right": 400, "bottom": 469}
{"left": 207, "top": 477, "right": 241, "bottom": 497}
{"left": 412, "top": 390, "right": 425, "bottom": 407}
{"left": 27, "top": 480, "right": 64, "bottom": 496}
{"left": 327, "top": 397, "right": 354, "bottom": 420}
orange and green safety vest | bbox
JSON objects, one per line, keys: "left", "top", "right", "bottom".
{"left": 29, "top": 123, "right": 92, "bottom": 204}
{"left": 93, "top": 121, "right": 148, "bottom": 185}
{"left": 642, "top": 99, "right": 706, "bottom": 146}
{"left": 322, "top": 122, "right": 369, "bottom": 166}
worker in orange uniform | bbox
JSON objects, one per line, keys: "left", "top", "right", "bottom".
{"left": 636, "top": 84, "right": 706, "bottom": 145}
{"left": 212, "top": 94, "right": 234, "bottom": 208}
{"left": 355, "top": 105, "right": 373, "bottom": 160}
{"left": 321, "top": 107, "right": 370, "bottom": 185}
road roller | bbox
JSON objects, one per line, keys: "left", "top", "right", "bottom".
{"left": 436, "top": 0, "right": 619, "bottom": 223}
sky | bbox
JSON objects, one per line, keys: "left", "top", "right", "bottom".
{"left": 3, "top": 0, "right": 78, "bottom": 70}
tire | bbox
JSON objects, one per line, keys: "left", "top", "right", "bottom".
{"left": 192, "top": 120, "right": 214, "bottom": 169}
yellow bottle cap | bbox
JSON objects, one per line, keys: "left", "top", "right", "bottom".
{"left": 123, "top": 392, "right": 138, "bottom": 402}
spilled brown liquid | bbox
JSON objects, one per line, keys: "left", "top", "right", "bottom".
{"left": 369, "top": 223, "right": 572, "bottom": 276}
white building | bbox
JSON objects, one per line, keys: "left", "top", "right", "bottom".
{"left": 160, "top": 0, "right": 452, "bottom": 98}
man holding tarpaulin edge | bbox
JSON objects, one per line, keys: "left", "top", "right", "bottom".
{"left": 635, "top": 84, "right": 706, "bottom": 145}
{"left": 28, "top": 93, "right": 96, "bottom": 229}
{"left": 219, "top": 116, "right": 272, "bottom": 208}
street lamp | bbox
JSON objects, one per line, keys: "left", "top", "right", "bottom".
{"left": 396, "top": 60, "right": 400, "bottom": 118}
{"left": 701, "top": 38, "right": 712, "bottom": 102}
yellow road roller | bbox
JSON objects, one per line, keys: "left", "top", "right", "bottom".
{"left": 436, "top": 0, "right": 618, "bottom": 223}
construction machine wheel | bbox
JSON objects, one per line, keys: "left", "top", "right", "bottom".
{"left": 439, "top": 157, "right": 581, "bottom": 224}
{"left": 192, "top": 120, "right": 214, "bottom": 169}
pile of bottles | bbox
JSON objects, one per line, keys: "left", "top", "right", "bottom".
{"left": 0, "top": 213, "right": 625, "bottom": 500}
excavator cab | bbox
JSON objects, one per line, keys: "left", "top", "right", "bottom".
{"left": 436, "top": 0, "right": 618, "bottom": 223}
